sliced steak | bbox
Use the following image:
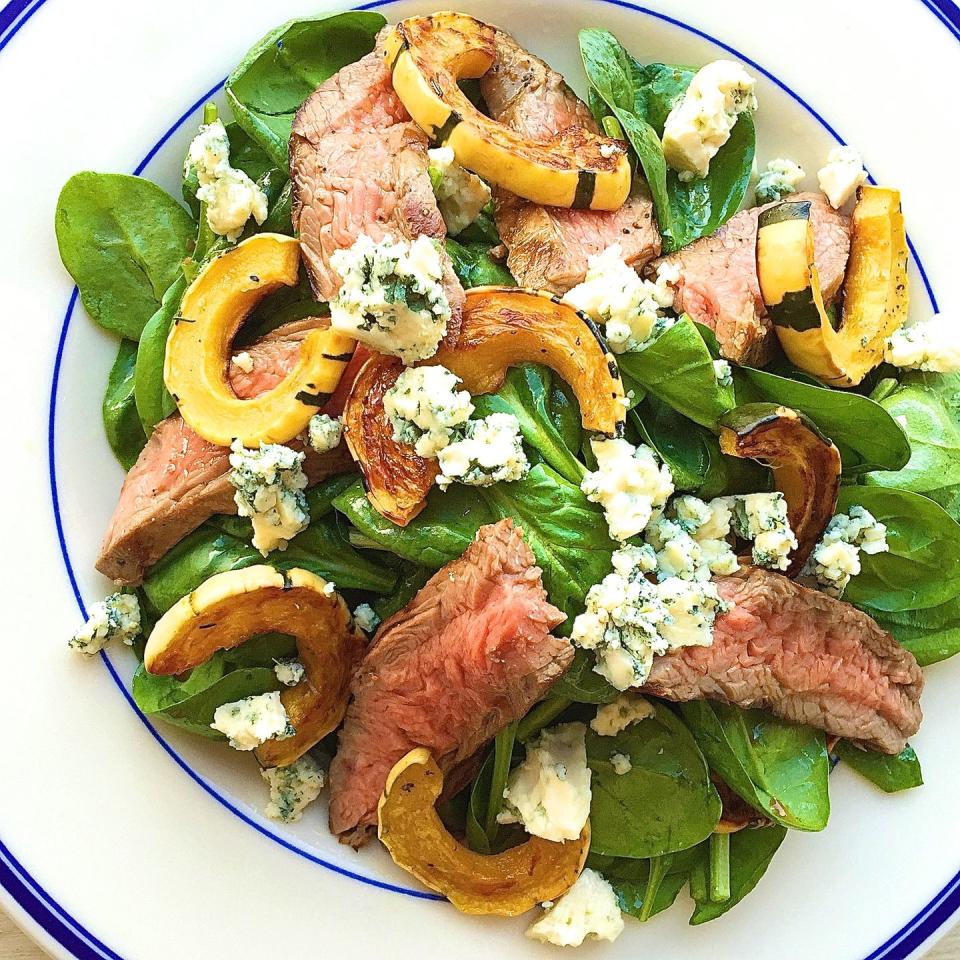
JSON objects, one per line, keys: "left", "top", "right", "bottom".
{"left": 328, "top": 518, "right": 569, "bottom": 844}
{"left": 480, "top": 30, "right": 660, "bottom": 293}
{"left": 643, "top": 567, "right": 923, "bottom": 754}
{"left": 96, "top": 319, "right": 352, "bottom": 585}
{"left": 290, "top": 33, "right": 464, "bottom": 331}
{"left": 650, "top": 192, "right": 850, "bottom": 365}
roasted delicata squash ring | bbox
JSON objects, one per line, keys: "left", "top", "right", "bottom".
{"left": 719, "top": 403, "right": 841, "bottom": 575}
{"left": 144, "top": 566, "right": 366, "bottom": 766}
{"left": 377, "top": 749, "right": 590, "bottom": 915}
{"left": 343, "top": 354, "right": 439, "bottom": 527}
{"left": 384, "top": 14, "right": 630, "bottom": 211}
{"left": 165, "top": 234, "right": 355, "bottom": 447}
{"left": 759, "top": 188, "right": 908, "bottom": 388}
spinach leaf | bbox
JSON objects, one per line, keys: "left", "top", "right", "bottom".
{"left": 56, "top": 173, "right": 195, "bottom": 340}
{"left": 371, "top": 563, "right": 433, "bottom": 622}
{"left": 589, "top": 848, "right": 699, "bottom": 921}
{"left": 549, "top": 650, "right": 620, "bottom": 705}
{"left": 835, "top": 741, "right": 923, "bottom": 793}
{"left": 688, "top": 824, "right": 787, "bottom": 924}
{"left": 549, "top": 378, "right": 583, "bottom": 458}
{"left": 617, "top": 317, "right": 736, "bottom": 429}
{"left": 239, "top": 270, "right": 323, "bottom": 343}
{"left": 585, "top": 701, "right": 721, "bottom": 859}
{"left": 473, "top": 366, "right": 584, "bottom": 485}
{"left": 678, "top": 702, "right": 830, "bottom": 831}
{"left": 873, "top": 597, "right": 960, "bottom": 666}
{"left": 837, "top": 486, "right": 960, "bottom": 612}
{"left": 445, "top": 238, "right": 515, "bottom": 288}
{"left": 452, "top": 206, "right": 500, "bottom": 246}
{"left": 102, "top": 339, "right": 147, "bottom": 469}
{"left": 226, "top": 12, "right": 386, "bottom": 166}
{"left": 465, "top": 723, "right": 518, "bottom": 854}
{"left": 735, "top": 366, "right": 910, "bottom": 474}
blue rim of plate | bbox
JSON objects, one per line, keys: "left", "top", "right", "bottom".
{"left": 0, "top": 0, "right": 955, "bottom": 956}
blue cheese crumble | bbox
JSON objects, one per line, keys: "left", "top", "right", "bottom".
{"left": 307, "top": 413, "right": 343, "bottom": 454}
{"left": 210, "top": 691, "right": 294, "bottom": 751}
{"left": 229, "top": 441, "right": 309, "bottom": 556}
{"left": 185, "top": 119, "right": 268, "bottom": 241}
{"left": 383, "top": 365, "right": 474, "bottom": 458}
{"left": 330, "top": 234, "right": 450, "bottom": 363}
{"left": 645, "top": 495, "right": 740, "bottom": 581}
{"left": 713, "top": 358, "right": 734, "bottom": 387}
{"left": 262, "top": 755, "right": 326, "bottom": 823}
{"left": 273, "top": 658, "right": 305, "bottom": 687}
{"left": 755, "top": 158, "right": 805, "bottom": 204}
{"left": 590, "top": 692, "right": 655, "bottom": 736}
{"left": 69, "top": 592, "right": 141, "bottom": 655}
{"left": 802, "top": 505, "right": 889, "bottom": 597}
{"left": 526, "top": 868, "right": 624, "bottom": 947}
{"left": 729, "top": 493, "right": 798, "bottom": 571}
{"left": 498, "top": 722, "right": 591, "bottom": 842}
{"left": 662, "top": 60, "right": 757, "bottom": 181}
{"left": 436, "top": 413, "right": 529, "bottom": 490}
{"left": 353, "top": 603, "right": 381, "bottom": 634}
{"left": 610, "top": 753, "right": 633, "bottom": 775}
{"left": 817, "top": 146, "right": 867, "bottom": 209}
{"left": 581, "top": 438, "right": 675, "bottom": 542}
{"left": 562, "top": 245, "right": 677, "bottom": 354}
{"left": 427, "top": 146, "right": 492, "bottom": 235}
{"left": 885, "top": 314, "right": 960, "bottom": 374}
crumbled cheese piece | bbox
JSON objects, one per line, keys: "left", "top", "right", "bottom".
{"left": 802, "top": 505, "right": 889, "bottom": 597}
{"left": 656, "top": 576, "right": 728, "bottom": 649}
{"left": 885, "top": 314, "right": 960, "bottom": 373}
{"left": 330, "top": 234, "right": 450, "bottom": 363}
{"left": 526, "top": 869, "right": 624, "bottom": 947}
{"left": 610, "top": 753, "right": 633, "bottom": 775}
{"left": 211, "top": 691, "right": 294, "bottom": 751}
{"left": 755, "top": 157, "right": 805, "bottom": 204}
{"left": 713, "top": 358, "right": 733, "bottom": 387}
{"left": 231, "top": 351, "right": 254, "bottom": 373}
{"left": 581, "top": 438, "right": 674, "bottom": 541}
{"left": 730, "top": 493, "right": 798, "bottom": 571}
{"left": 562, "top": 244, "right": 676, "bottom": 354}
{"left": 644, "top": 496, "right": 740, "bottom": 581}
{"left": 427, "top": 146, "right": 492, "bottom": 235}
{"left": 186, "top": 119, "right": 268, "bottom": 241}
{"left": 69, "top": 593, "right": 141, "bottom": 655}
{"left": 307, "top": 413, "right": 343, "bottom": 454}
{"left": 662, "top": 60, "right": 757, "bottom": 181}
{"left": 353, "top": 602, "right": 380, "bottom": 634}
{"left": 817, "top": 145, "right": 867, "bottom": 209}
{"left": 499, "top": 723, "right": 591, "bottom": 842}
{"left": 383, "top": 365, "right": 474, "bottom": 458}
{"left": 436, "top": 413, "right": 529, "bottom": 489}
{"left": 590, "top": 692, "right": 655, "bottom": 736}
{"left": 274, "top": 658, "right": 305, "bottom": 687}
{"left": 262, "top": 754, "right": 326, "bottom": 823}
{"left": 229, "top": 441, "right": 309, "bottom": 555}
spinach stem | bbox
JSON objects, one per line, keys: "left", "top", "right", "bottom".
{"left": 689, "top": 858, "right": 707, "bottom": 903}
{"left": 709, "top": 832, "right": 731, "bottom": 903}
{"left": 517, "top": 698, "right": 571, "bottom": 742}
{"left": 601, "top": 114, "right": 626, "bottom": 141}
{"left": 639, "top": 854, "right": 672, "bottom": 922}
{"left": 484, "top": 721, "right": 518, "bottom": 842}
{"left": 203, "top": 102, "right": 219, "bottom": 125}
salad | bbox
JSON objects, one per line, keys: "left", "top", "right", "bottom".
{"left": 55, "top": 8, "right": 960, "bottom": 948}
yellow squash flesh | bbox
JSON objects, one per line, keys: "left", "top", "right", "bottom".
{"left": 377, "top": 749, "right": 590, "bottom": 916}
{"left": 384, "top": 14, "right": 630, "bottom": 211}
{"left": 144, "top": 565, "right": 366, "bottom": 766}
{"left": 165, "top": 234, "right": 355, "bottom": 446}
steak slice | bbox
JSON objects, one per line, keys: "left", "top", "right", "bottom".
{"left": 328, "top": 518, "right": 569, "bottom": 845}
{"left": 96, "top": 319, "right": 352, "bottom": 585}
{"left": 650, "top": 192, "right": 851, "bottom": 365}
{"left": 643, "top": 567, "right": 923, "bottom": 754}
{"left": 480, "top": 30, "right": 660, "bottom": 293}
{"left": 290, "top": 33, "right": 464, "bottom": 331}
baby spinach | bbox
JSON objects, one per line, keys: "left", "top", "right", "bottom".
{"left": 678, "top": 702, "right": 830, "bottom": 831}
{"left": 445, "top": 238, "right": 515, "bottom": 289}
{"left": 102, "top": 339, "right": 148, "bottom": 469}
{"left": 56, "top": 173, "right": 195, "bottom": 340}
{"left": 735, "top": 366, "right": 911, "bottom": 474}
{"left": 585, "top": 701, "right": 721, "bottom": 859}
{"left": 617, "top": 317, "right": 736, "bottom": 429}
{"left": 465, "top": 723, "right": 518, "bottom": 854}
{"left": 837, "top": 486, "right": 960, "bottom": 612}
{"left": 371, "top": 563, "right": 433, "bottom": 622}
{"left": 134, "top": 274, "right": 186, "bottom": 433}
{"left": 549, "top": 651, "right": 620, "bottom": 705}
{"left": 834, "top": 741, "right": 923, "bottom": 794}
{"left": 874, "top": 597, "right": 960, "bottom": 667}
{"left": 588, "top": 848, "right": 700, "bottom": 921}
{"left": 226, "top": 12, "right": 386, "bottom": 166}
{"left": 549, "top": 378, "right": 583, "bottom": 459}
{"left": 688, "top": 824, "right": 787, "bottom": 924}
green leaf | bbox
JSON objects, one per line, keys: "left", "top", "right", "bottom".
{"left": 588, "top": 848, "right": 699, "bottom": 921}
{"left": 873, "top": 596, "right": 960, "bottom": 666}
{"left": 134, "top": 274, "right": 186, "bottom": 434}
{"left": 617, "top": 317, "right": 736, "bottom": 429}
{"left": 226, "top": 12, "right": 386, "bottom": 166}
{"left": 371, "top": 563, "right": 433, "bottom": 622}
{"left": 549, "top": 650, "right": 620, "bottom": 704}
{"left": 837, "top": 486, "right": 960, "bottom": 612}
{"left": 835, "top": 741, "right": 923, "bottom": 793}
{"left": 102, "top": 339, "right": 147, "bottom": 470}
{"left": 585, "top": 701, "right": 721, "bottom": 859}
{"left": 735, "top": 365, "right": 911, "bottom": 474}
{"left": 445, "top": 238, "right": 515, "bottom": 288}
{"left": 679, "top": 702, "right": 830, "bottom": 831}
{"left": 55, "top": 173, "right": 195, "bottom": 340}
{"left": 688, "top": 825, "right": 787, "bottom": 924}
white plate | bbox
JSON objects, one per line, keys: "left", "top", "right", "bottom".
{"left": 1, "top": 0, "right": 959, "bottom": 956}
